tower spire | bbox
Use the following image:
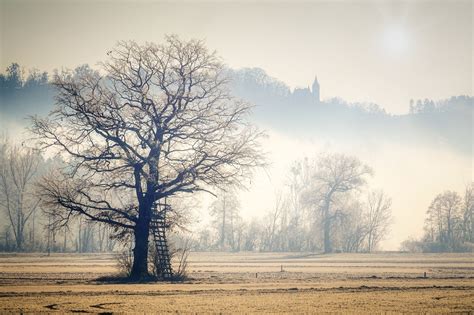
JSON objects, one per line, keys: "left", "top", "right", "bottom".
{"left": 312, "top": 75, "right": 320, "bottom": 103}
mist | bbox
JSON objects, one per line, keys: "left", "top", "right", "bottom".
{"left": 0, "top": 1, "right": 473, "bottom": 312}
{"left": 1, "top": 64, "right": 471, "bottom": 251}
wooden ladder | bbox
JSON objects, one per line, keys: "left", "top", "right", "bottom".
{"left": 150, "top": 202, "right": 173, "bottom": 279}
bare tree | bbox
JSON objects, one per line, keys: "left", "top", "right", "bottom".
{"left": 242, "top": 219, "right": 263, "bottom": 251}
{"left": 0, "top": 138, "right": 41, "bottom": 251}
{"left": 210, "top": 187, "right": 241, "bottom": 251}
{"left": 407, "top": 185, "right": 474, "bottom": 253}
{"left": 32, "top": 36, "right": 263, "bottom": 279}
{"left": 462, "top": 183, "right": 473, "bottom": 242}
{"left": 365, "top": 190, "right": 392, "bottom": 252}
{"left": 339, "top": 199, "right": 366, "bottom": 253}
{"left": 303, "top": 153, "right": 372, "bottom": 253}
{"left": 77, "top": 218, "right": 96, "bottom": 253}
{"left": 286, "top": 159, "right": 311, "bottom": 251}
{"left": 426, "top": 191, "right": 462, "bottom": 250}
{"left": 261, "top": 192, "right": 290, "bottom": 251}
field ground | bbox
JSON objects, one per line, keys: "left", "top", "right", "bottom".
{"left": 0, "top": 252, "right": 473, "bottom": 313}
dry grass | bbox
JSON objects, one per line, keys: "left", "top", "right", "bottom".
{"left": 0, "top": 252, "right": 473, "bottom": 313}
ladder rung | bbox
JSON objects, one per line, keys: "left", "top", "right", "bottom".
{"left": 151, "top": 205, "right": 173, "bottom": 277}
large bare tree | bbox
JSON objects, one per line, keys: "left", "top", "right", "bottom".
{"left": 31, "top": 36, "right": 263, "bottom": 279}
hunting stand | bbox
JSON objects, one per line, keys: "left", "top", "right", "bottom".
{"left": 150, "top": 200, "right": 173, "bottom": 279}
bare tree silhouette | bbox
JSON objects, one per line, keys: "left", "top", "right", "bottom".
{"left": 31, "top": 36, "right": 264, "bottom": 279}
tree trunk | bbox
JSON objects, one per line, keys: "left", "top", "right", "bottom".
{"left": 130, "top": 202, "right": 152, "bottom": 280}
{"left": 221, "top": 197, "right": 226, "bottom": 250}
{"left": 368, "top": 231, "right": 372, "bottom": 252}
{"left": 47, "top": 216, "right": 51, "bottom": 255}
{"left": 16, "top": 205, "right": 23, "bottom": 251}
{"left": 322, "top": 197, "right": 332, "bottom": 254}
{"left": 63, "top": 226, "right": 67, "bottom": 252}
{"left": 324, "top": 218, "right": 332, "bottom": 253}
{"left": 31, "top": 212, "right": 35, "bottom": 250}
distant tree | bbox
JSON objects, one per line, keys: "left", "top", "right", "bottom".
{"left": 24, "top": 69, "right": 48, "bottom": 88}
{"left": 97, "top": 224, "right": 118, "bottom": 252}
{"left": 0, "top": 63, "right": 48, "bottom": 90}
{"left": 286, "top": 159, "right": 311, "bottom": 251}
{"left": 194, "top": 228, "right": 213, "bottom": 251}
{"left": 0, "top": 63, "right": 23, "bottom": 90}
{"left": 0, "top": 137, "right": 42, "bottom": 251}
{"left": 32, "top": 36, "right": 263, "bottom": 279}
{"left": 409, "top": 99, "right": 415, "bottom": 113}
{"left": 426, "top": 191, "right": 462, "bottom": 250}
{"left": 405, "top": 186, "right": 473, "bottom": 253}
{"left": 261, "top": 193, "right": 287, "bottom": 251}
{"left": 462, "top": 183, "right": 473, "bottom": 242}
{"left": 210, "top": 188, "right": 241, "bottom": 251}
{"left": 400, "top": 237, "right": 423, "bottom": 253}
{"left": 364, "top": 190, "right": 392, "bottom": 252}
{"left": 241, "top": 219, "right": 262, "bottom": 251}
{"left": 330, "top": 190, "right": 392, "bottom": 253}
{"left": 76, "top": 218, "right": 96, "bottom": 253}
{"left": 303, "top": 153, "right": 372, "bottom": 253}
{"left": 229, "top": 67, "right": 290, "bottom": 98}
{"left": 339, "top": 198, "right": 366, "bottom": 253}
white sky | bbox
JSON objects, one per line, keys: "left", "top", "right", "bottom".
{"left": 1, "top": 0, "right": 472, "bottom": 114}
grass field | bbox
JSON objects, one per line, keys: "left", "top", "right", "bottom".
{"left": 0, "top": 252, "right": 473, "bottom": 313}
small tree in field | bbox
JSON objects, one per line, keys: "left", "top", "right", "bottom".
{"left": 32, "top": 36, "right": 263, "bottom": 279}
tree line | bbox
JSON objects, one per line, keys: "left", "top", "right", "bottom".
{"left": 401, "top": 184, "right": 473, "bottom": 253}
{"left": 195, "top": 153, "right": 393, "bottom": 253}
{"left": 0, "top": 137, "right": 119, "bottom": 253}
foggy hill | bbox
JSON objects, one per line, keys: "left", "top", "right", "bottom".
{"left": 0, "top": 65, "right": 471, "bottom": 155}
{"left": 228, "top": 67, "right": 472, "bottom": 155}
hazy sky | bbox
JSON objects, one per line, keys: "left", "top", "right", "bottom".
{"left": 1, "top": 0, "right": 472, "bottom": 114}
{"left": 234, "top": 127, "right": 472, "bottom": 250}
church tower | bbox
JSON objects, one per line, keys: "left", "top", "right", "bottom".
{"left": 312, "top": 76, "right": 320, "bottom": 103}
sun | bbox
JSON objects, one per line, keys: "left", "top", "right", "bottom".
{"left": 382, "top": 25, "right": 411, "bottom": 58}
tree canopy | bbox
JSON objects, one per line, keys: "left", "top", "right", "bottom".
{"left": 32, "top": 36, "right": 264, "bottom": 278}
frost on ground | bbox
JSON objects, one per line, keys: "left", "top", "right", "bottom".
{"left": 0, "top": 252, "right": 473, "bottom": 313}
